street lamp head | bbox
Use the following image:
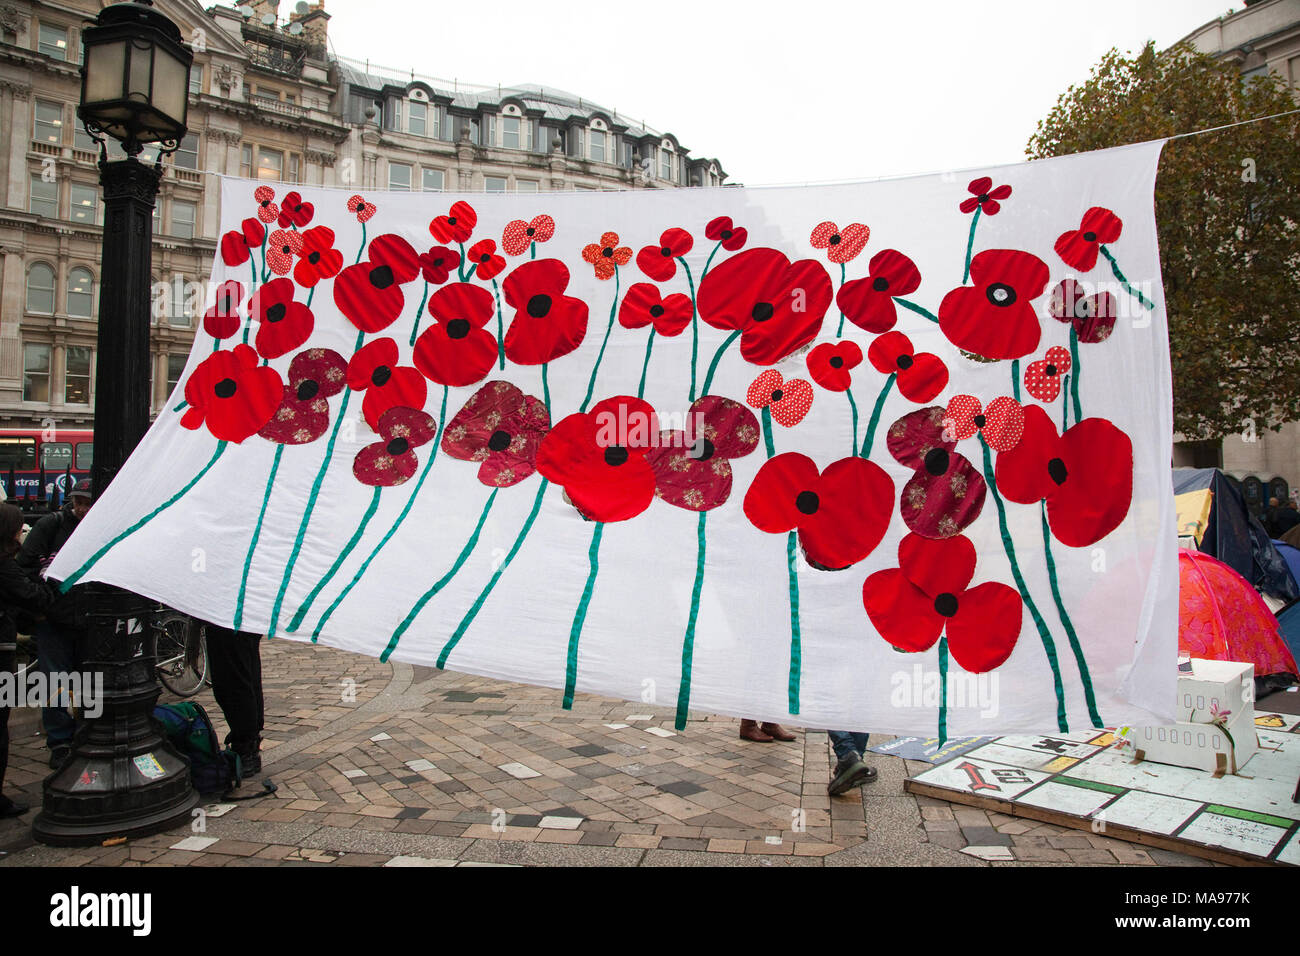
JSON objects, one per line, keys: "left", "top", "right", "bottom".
{"left": 77, "top": 0, "right": 193, "bottom": 158}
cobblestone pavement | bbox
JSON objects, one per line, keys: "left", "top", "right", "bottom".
{"left": 0, "top": 640, "right": 1221, "bottom": 867}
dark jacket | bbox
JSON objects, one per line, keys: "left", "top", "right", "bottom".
{"left": 17, "top": 506, "right": 86, "bottom": 628}
{"left": 0, "top": 551, "right": 54, "bottom": 647}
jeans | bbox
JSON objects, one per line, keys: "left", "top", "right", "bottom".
{"left": 34, "top": 621, "right": 85, "bottom": 748}
{"left": 205, "top": 624, "right": 264, "bottom": 752}
{"left": 828, "top": 730, "right": 870, "bottom": 764}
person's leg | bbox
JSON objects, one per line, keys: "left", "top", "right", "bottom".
{"left": 827, "top": 730, "right": 860, "bottom": 764}
{"left": 206, "top": 624, "right": 264, "bottom": 772}
{"left": 0, "top": 646, "right": 25, "bottom": 815}
{"left": 827, "top": 730, "right": 877, "bottom": 796}
{"left": 34, "top": 622, "right": 76, "bottom": 753}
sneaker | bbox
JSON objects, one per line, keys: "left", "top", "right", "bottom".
{"left": 828, "top": 756, "right": 878, "bottom": 796}
{"left": 0, "top": 794, "right": 30, "bottom": 818}
{"left": 235, "top": 749, "right": 261, "bottom": 777}
{"left": 48, "top": 744, "right": 72, "bottom": 770}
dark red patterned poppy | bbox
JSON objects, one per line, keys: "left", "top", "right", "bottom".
{"left": 265, "top": 229, "right": 302, "bottom": 277}
{"left": 333, "top": 234, "right": 421, "bottom": 333}
{"left": 536, "top": 396, "right": 660, "bottom": 522}
{"left": 746, "top": 370, "right": 813, "bottom": 427}
{"left": 418, "top": 246, "right": 461, "bottom": 285}
{"left": 180, "top": 343, "right": 282, "bottom": 443}
{"left": 697, "top": 248, "right": 832, "bottom": 365}
{"left": 886, "top": 406, "right": 987, "bottom": 539}
{"left": 354, "top": 406, "right": 438, "bottom": 488}
{"left": 836, "top": 249, "right": 922, "bottom": 334}
{"left": 1054, "top": 207, "right": 1122, "bottom": 272}
{"left": 502, "top": 215, "right": 556, "bottom": 256}
{"left": 467, "top": 238, "right": 506, "bottom": 280}
{"left": 635, "top": 227, "right": 694, "bottom": 281}
{"left": 938, "top": 249, "right": 1049, "bottom": 361}
{"left": 413, "top": 282, "right": 498, "bottom": 388}
{"left": 1048, "top": 279, "right": 1118, "bottom": 344}
{"left": 863, "top": 534, "right": 1022, "bottom": 672}
{"left": 582, "top": 231, "right": 632, "bottom": 281}
{"left": 502, "top": 259, "right": 589, "bottom": 365}
{"left": 943, "top": 395, "right": 1024, "bottom": 451}
{"left": 346, "top": 337, "right": 428, "bottom": 432}
{"left": 347, "top": 194, "right": 377, "bottom": 223}
{"left": 441, "top": 381, "right": 551, "bottom": 488}
{"left": 277, "top": 191, "right": 314, "bottom": 229}
{"left": 743, "top": 453, "right": 893, "bottom": 570}
{"left": 959, "top": 177, "right": 1012, "bottom": 216}
{"left": 254, "top": 185, "right": 279, "bottom": 224}
{"left": 619, "top": 283, "right": 692, "bottom": 337}
{"left": 258, "top": 348, "right": 348, "bottom": 445}
{"left": 293, "top": 226, "right": 343, "bottom": 288}
{"left": 867, "top": 332, "right": 949, "bottom": 403}
{"left": 1023, "top": 347, "right": 1072, "bottom": 403}
{"left": 705, "top": 216, "right": 747, "bottom": 251}
{"left": 994, "top": 404, "right": 1133, "bottom": 547}
{"left": 250, "top": 277, "right": 314, "bottom": 360}
{"left": 429, "top": 200, "right": 477, "bottom": 244}
{"left": 806, "top": 340, "right": 863, "bottom": 392}
{"left": 220, "top": 218, "right": 265, "bottom": 267}
{"left": 810, "top": 221, "right": 869, "bottom": 264}
{"left": 645, "top": 395, "right": 760, "bottom": 511}
{"left": 203, "top": 280, "right": 243, "bottom": 340}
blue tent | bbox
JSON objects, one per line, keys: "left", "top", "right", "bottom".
{"left": 1276, "top": 541, "right": 1300, "bottom": 592}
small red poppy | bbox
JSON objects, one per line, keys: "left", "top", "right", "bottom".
{"left": 254, "top": 185, "right": 279, "bottom": 224}
{"left": 1023, "top": 347, "right": 1072, "bottom": 403}
{"left": 467, "top": 238, "right": 506, "bottom": 280}
{"left": 418, "top": 246, "right": 461, "bottom": 285}
{"left": 293, "top": 226, "right": 343, "bottom": 288}
{"left": 705, "top": 216, "right": 747, "bottom": 251}
{"left": 1048, "top": 279, "right": 1118, "bottom": 344}
{"left": 809, "top": 221, "right": 870, "bottom": 264}
{"left": 1054, "top": 207, "right": 1122, "bottom": 272}
{"left": 354, "top": 406, "right": 438, "bottom": 488}
{"left": 618, "top": 283, "right": 692, "bottom": 337}
{"left": 220, "top": 218, "right": 265, "bottom": 267}
{"left": 258, "top": 348, "right": 349, "bottom": 445}
{"left": 265, "top": 229, "right": 303, "bottom": 277}
{"left": 938, "top": 249, "right": 1049, "bottom": 361}
{"left": 347, "top": 194, "right": 377, "bottom": 223}
{"left": 346, "top": 337, "right": 429, "bottom": 433}
{"left": 413, "top": 282, "right": 498, "bottom": 388}
{"left": 441, "top": 381, "right": 552, "bottom": 488}
{"left": 959, "top": 177, "right": 1012, "bottom": 216}
{"left": 806, "top": 341, "right": 863, "bottom": 392}
{"left": 582, "top": 231, "right": 632, "bottom": 280}
{"left": 180, "top": 343, "right": 283, "bottom": 443}
{"left": 635, "top": 227, "right": 694, "bottom": 281}
{"left": 502, "top": 259, "right": 589, "bottom": 366}
{"left": 943, "top": 395, "right": 1025, "bottom": 451}
{"left": 277, "top": 191, "right": 314, "bottom": 229}
{"left": 502, "top": 215, "right": 556, "bottom": 256}
{"left": 886, "top": 406, "right": 987, "bottom": 539}
{"left": 250, "top": 277, "right": 314, "bottom": 360}
{"left": 430, "top": 200, "right": 477, "bottom": 244}
{"left": 645, "top": 395, "right": 760, "bottom": 512}
{"left": 746, "top": 370, "right": 813, "bottom": 427}
{"left": 867, "top": 332, "right": 949, "bottom": 403}
{"left": 836, "top": 249, "right": 922, "bottom": 334}
{"left": 203, "top": 280, "right": 243, "bottom": 340}
{"left": 333, "top": 234, "right": 421, "bottom": 334}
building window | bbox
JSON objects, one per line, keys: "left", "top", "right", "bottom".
{"left": 484, "top": 176, "right": 507, "bottom": 193}
{"left": 167, "top": 354, "right": 187, "bottom": 395}
{"left": 502, "top": 116, "right": 521, "bottom": 150}
{"left": 257, "top": 148, "right": 283, "bottom": 181}
{"left": 169, "top": 276, "right": 194, "bottom": 327}
{"left": 384, "top": 97, "right": 402, "bottom": 132}
{"left": 152, "top": 202, "right": 162, "bottom": 234}
{"left": 30, "top": 176, "right": 57, "bottom": 218}
{"left": 65, "top": 347, "right": 92, "bottom": 404}
{"left": 35, "top": 100, "right": 63, "bottom": 144}
{"left": 288, "top": 153, "right": 300, "bottom": 184}
{"left": 38, "top": 23, "right": 68, "bottom": 61}
{"left": 388, "top": 162, "right": 412, "bottom": 191}
{"left": 173, "top": 132, "right": 199, "bottom": 170}
{"left": 189, "top": 64, "right": 203, "bottom": 95}
{"left": 70, "top": 184, "right": 98, "bottom": 225}
{"left": 171, "top": 200, "right": 197, "bottom": 239}
{"left": 516, "top": 179, "right": 538, "bottom": 193}
{"left": 570, "top": 127, "right": 584, "bottom": 158}
{"left": 23, "top": 344, "right": 51, "bottom": 402}
{"left": 27, "top": 263, "right": 56, "bottom": 314}
{"left": 240, "top": 144, "right": 253, "bottom": 178}
{"left": 421, "top": 168, "right": 444, "bottom": 191}
{"left": 409, "top": 100, "right": 427, "bottom": 136}
{"left": 74, "top": 123, "right": 97, "bottom": 152}
{"left": 482, "top": 114, "right": 495, "bottom": 148}
{"left": 661, "top": 148, "right": 674, "bottom": 181}
{"left": 67, "top": 268, "right": 94, "bottom": 318}
{"left": 42, "top": 441, "right": 72, "bottom": 471}
{"left": 589, "top": 129, "right": 606, "bottom": 163}
{"left": 75, "top": 443, "right": 93, "bottom": 470}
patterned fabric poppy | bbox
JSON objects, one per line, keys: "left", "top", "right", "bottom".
{"left": 441, "top": 381, "right": 551, "bottom": 488}
{"left": 959, "top": 177, "right": 1012, "bottom": 216}
{"left": 180, "top": 344, "right": 282, "bottom": 443}
{"left": 1023, "top": 347, "right": 1072, "bottom": 403}
{"left": 250, "top": 277, "right": 314, "bottom": 360}
{"left": 258, "top": 348, "right": 348, "bottom": 445}
{"left": 418, "top": 246, "right": 461, "bottom": 285}
{"left": 536, "top": 396, "right": 660, "bottom": 522}
{"left": 743, "top": 453, "right": 893, "bottom": 570}
{"left": 265, "top": 229, "right": 302, "bottom": 276}
{"left": 886, "top": 406, "right": 987, "bottom": 539}
{"left": 502, "top": 215, "right": 556, "bottom": 256}
{"left": 333, "top": 234, "right": 421, "bottom": 333}
{"left": 645, "top": 395, "right": 760, "bottom": 511}
{"left": 618, "top": 283, "right": 692, "bottom": 337}
{"left": 806, "top": 341, "right": 863, "bottom": 392}
{"left": 943, "top": 395, "right": 1025, "bottom": 451}
{"left": 937, "top": 249, "right": 1049, "bottom": 360}
{"left": 347, "top": 195, "right": 377, "bottom": 223}
{"left": 413, "top": 282, "right": 498, "bottom": 387}
{"left": 582, "top": 231, "right": 633, "bottom": 280}
{"left": 1048, "top": 279, "right": 1118, "bottom": 344}
{"left": 346, "top": 337, "right": 429, "bottom": 433}
{"left": 746, "top": 370, "right": 813, "bottom": 427}
{"left": 863, "top": 534, "right": 1022, "bottom": 672}
{"left": 1054, "top": 207, "right": 1122, "bottom": 272}
{"left": 293, "top": 226, "right": 343, "bottom": 288}
{"left": 430, "top": 201, "right": 477, "bottom": 244}
{"left": 254, "top": 185, "right": 279, "bottom": 224}
{"left": 203, "top": 280, "right": 243, "bottom": 340}
{"left": 994, "top": 404, "right": 1133, "bottom": 547}
{"left": 220, "top": 218, "right": 265, "bottom": 267}
{"left": 836, "top": 249, "right": 922, "bottom": 334}
{"left": 354, "top": 406, "right": 438, "bottom": 488}
{"left": 809, "top": 221, "right": 870, "bottom": 264}
{"left": 467, "top": 239, "right": 506, "bottom": 281}
{"left": 636, "top": 227, "right": 694, "bottom": 281}
{"left": 705, "top": 216, "right": 747, "bottom": 251}
{"left": 277, "top": 191, "right": 314, "bottom": 229}
{"left": 502, "top": 259, "right": 589, "bottom": 365}
{"left": 867, "top": 332, "right": 949, "bottom": 403}
{"left": 697, "top": 248, "right": 832, "bottom": 366}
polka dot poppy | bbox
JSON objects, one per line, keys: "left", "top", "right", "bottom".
{"left": 203, "top": 280, "right": 243, "bottom": 340}
{"left": 1048, "top": 279, "right": 1118, "bottom": 344}
{"left": 440, "top": 381, "right": 551, "bottom": 488}
{"left": 418, "top": 246, "right": 461, "bottom": 285}
{"left": 867, "top": 332, "right": 949, "bottom": 403}
{"left": 502, "top": 215, "right": 556, "bottom": 257}
{"left": 250, "top": 277, "right": 314, "bottom": 360}
{"left": 347, "top": 195, "right": 377, "bottom": 223}
{"left": 635, "top": 227, "right": 694, "bottom": 282}
{"left": 937, "top": 249, "right": 1049, "bottom": 361}
{"left": 293, "top": 226, "right": 343, "bottom": 288}
{"left": 618, "top": 283, "right": 692, "bottom": 337}
{"left": 810, "top": 221, "right": 870, "bottom": 264}
{"left": 645, "top": 395, "right": 760, "bottom": 512}
{"left": 836, "top": 249, "right": 922, "bottom": 334}
{"left": 1054, "top": 207, "right": 1122, "bottom": 272}
{"left": 180, "top": 344, "right": 283, "bottom": 443}
{"left": 353, "top": 406, "right": 438, "bottom": 488}
{"left": 959, "top": 177, "right": 1012, "bottom": 216}
{"left": 942, "top": 395, "right": 1025, "bottom": 451}
{"left": 746, "top": 370, "right": 813, "bottom": 427}
{"left": 254, "top": 185, "right": 279, "bottom": 224}
{"left": 582, "top": 231, "right": 633, "bottom": 281}
{"left": 258, "top": 348, "right": 349, "bottom": 445}
{"left": 413, "top": 282, "right": 498, "bottom": 388}
{"left": 705, "top": 216, "right": 747, "bottom": 252}
{"left": 430, "top": 201, "right": 477, "bottom": 244}
{"left": 220, "top": 218, "right": 265, "bottom": 267}
{"left": 346, "top": 337, "right": 428, "bottom": 433}
{"left": 265, "top": 229, "right": 302, "bottom": 276}
{"left": 806, "top": 341, "right": 863, "bottom": 392}
{"left": 502, "top": 259, "right": 589, "bottom": 366}
{"left": 886, "top": 406, "right": 987, "bottom": 539}
{"left": 276, "top": 191, "right": 314, "bottom": 229}
{"left": 467, "top": 238, "right": 506, "bottom": 281}
{"left": 1023, "top": 347, "right": 1073, "bottom": 403}
{"left": 333, "top": 234, "right": 421, "bottom": 334}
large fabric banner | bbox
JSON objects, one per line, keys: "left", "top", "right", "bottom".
{"left": 51, "top": 141, "right": 1177, "bottom": 736}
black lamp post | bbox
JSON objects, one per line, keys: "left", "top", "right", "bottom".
{"left": 31, "top": 0, "right": 198, "bottom": 846}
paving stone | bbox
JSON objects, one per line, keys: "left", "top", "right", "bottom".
{"left": 961, "top": 826, "right": 1013, "bottom": 847}
{"left": 961, "top": 845, "right": 1013, "bottom": 862}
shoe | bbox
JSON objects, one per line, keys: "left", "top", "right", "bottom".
{"left": 238, "top": 750, "right": 262, "bottom": 776}
{"left": 48, "top": 744, "right": 71, "bottom": 770}
{"left": 828, "top": 756, "right": 878, "bottom": 796}
{"left": 760, "top": 722, "right": 797, "bottom": 742}
{"left": 0, "top": 794, "right": 30, "bottom": 818}
{"left": 739, "top": 719, "right": 774, "bottom": 743}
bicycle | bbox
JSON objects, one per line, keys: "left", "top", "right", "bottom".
{"left": 147, "top": 609, "right": 209, "bottom": 698}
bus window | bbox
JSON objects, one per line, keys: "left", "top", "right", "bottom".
{"left": 0, "top": 437, "right": 36, "bottom": 468}
{"left": 41, "top": 442, "right": 73, "bottom": 470}
{"left": 76, "top": 442, "right": 93, "bottom": 470}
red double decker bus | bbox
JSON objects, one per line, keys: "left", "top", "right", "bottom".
{"left": 0, "top": 427, "right": 94, "bottom": 518}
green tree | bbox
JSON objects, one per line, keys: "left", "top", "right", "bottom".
{"left": 1027, "top": 41, "right": 1300, "bottom": 440}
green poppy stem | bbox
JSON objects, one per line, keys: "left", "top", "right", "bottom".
{"left": 1068, "top": 326, "right": 1082, "bottom": 425}
{"left": 541, "top": 362, "right": 550, "bottom": 415}
{"left": 579, "top": 266, "right": 620, "bottom": 413}
{"left": 562, "top": 521, "right": 605, "bottom": 709}
{"left": 674, "top": 510, "right": 708, "bottom": 731}
{"left": 937, "top": 636, "right": 949, "bottom": 748}
{"left": 1061, "top": 375, "right": 1070, "bottom": 431}
{"left": 408, "top": 281, "right": 429, "bottom": 347}
{"left": 835, "top": 262, "right": 846, "bottom": 338}
{"left": 1099, "top": 245, "right": 1154, "bottom": 310}
{"left": 233, "top": 443, "right": 284, "bottom": 631}
{"left": 700, "top": 330, "right": 741, "bottom": 398}
{"left": 761, "top": 406, "right": 775, "bottom": 459}
{"left": 679, "top": 257, "right": 699, "bottom": 401}
{"left": 894, "top": 298, "right": 939, "bottom": 323}
{"left": 860, "top": 373, "right": 896, "bottom": 458}
{"left": 1011, "top": 359, "right": 1021, "bottom": 402}
{"left": 846, "top": 389, "right": 859, "bottom": 456}
{"left": 354, "top": 224, "right": 366, "bottom": 265}
{"left": 786, "top": 529, "right": 802, "bottom": 716}
{"left": 287, "top": 485, "right": 382, "bottom": 633}
{"left": 492, "top": 277, "right": 505, "bottom": 369}
{"left": 637, "top": 329, "right": 656, "bottom": 400}
{"left": 1041, "top": 502, "right": 1102, "bottom": 727}
{"left": 963, "top": 206, "right": 981, "bottom": 284}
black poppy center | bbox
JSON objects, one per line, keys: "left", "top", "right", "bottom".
{"left": 897, "top": 354, "right": 913, "bottom": 370}
{"left": 1074, "top": 299, "right": 1093, "bottom": 319}
{"left": 214, "top": 378, "right": 237, "bottom": 399}
{"left": 1045, "top": 364, "right": 1058, "bottom": 377}
{"left": 371, "top": 365, "right": 392, "bottom": 387}
{"left": 369, "top": 264, "right": 394, "bottom": 289}
{"left": 297, "top": 380, "right": 319, "bottom": 401}
{"left": 751, "top": 301, "right": 774, "bottom": 322}
{"left": 795, "top": 490, "right": 820, "bottom": 515}
{"left": 527, "top": 294, "right": 552, "bottom": 318}
{"left": 720, "top": 229, "right": 733, "bottom": 239}
{"left": 281, "top": 245, "right": 291, "bottom": 255}
{"left": 977, "top": 193, "right": 990, "bottom": 204}
{"left": 261, "top": 199, "right": 271, "bottom": 208}
{"left": 601, "top": 247, "right": 614, "bottom": 258}
{"left": 650, "top": 304, "right": 665, "bottom": 318}
{"left": 308, "top": 251, "right": 321, "bottom": 265}
{"left": 603, "top": 445, "right": 629, "bottom": 467}
{"left": 934, "top": 592, "right": 959, "bottom": 617}
{"left": 446, "top": 318, "right": 471, "bottom": 339}
{"left": 986, "top": 282, "right": 1017, "bottom": 308}
{"left": 660, "top": 246, "right": 672, "bottom": 257}
{"left": 973, "top": 414, "right": 987, "bottom": 428}
{"left": 386, "top": 437, "right": 410, "bottom": 456}
{"left": 479, "top": 253, "right": 491, "bottom": 263}
{"left": 1083, "top": 231, "right": 1097, "bottom": 242}
{"left": 828, "top": 234, "right": 841, "bottom": 245}
{"left": 829, "top": 356, "right": 844, "bottom": 369}
{"left": 924, "top": 448, "right": 949, "bottom": 476}
{"left": 526, "top": 227, "right": 535, "bottom": 237}
{"left": 771, "top": 389, "right": 784, "bottom": 403}
{"left": 488, "top": 430, "right": 511, "bottom": 452}
{"left": 693, "top": 438, "right": 716, "bottom": 461}
{"left": 266, "top": 303, "right": 287, "bottom": 323}
{"left": 1048, "top": 457, "right": 1068, "bottom": 486}
{"left": 872, "top": 277, "right": 889, "bottom": 292}
{"left": 447, "top": 217, "right": 457, "bottom": 226}
{"left": 431, "top": 257, "right": 445, "bottom": 269}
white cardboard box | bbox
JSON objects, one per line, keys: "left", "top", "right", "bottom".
{"left": 1117, "top": 708, "right": 1257, "bottom": 775}
{"left": 1173, "top": 659, "right": 1253, "bottom": 723}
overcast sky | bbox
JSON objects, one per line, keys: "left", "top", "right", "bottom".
{"left": 322, "top": 0, "right": 1235, "bottom": 184}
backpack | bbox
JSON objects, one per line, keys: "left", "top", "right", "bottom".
{"left": 152, "top": 701, "right": 242, "bottom": 794}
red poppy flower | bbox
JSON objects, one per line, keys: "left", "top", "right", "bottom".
{"left": 220, "top": 218, "right": 265, "bottom": 267}
{"left": 277, "top": 191, "right": 314, "bottom": 229}
{"left": 743, "top": 453, "right": 893, "bottom": 570}
{"left": 806, "top": 341, "right": 862, "bottom": 392}
{"left": 502, "top": 215, "right": 556, "bottom": 256}
{"left": 618, "top": 283, "right": 692, "bottom": 337}
{"left": 467, "top": 238, "right": 506, "bottom": 280}
{"left": 863, "top": 534, "right": 1022, "bottom": 672}
{"left": 635, "top": 227, "right": 694, "bottom": 281}
{"left": 180, "top": 344, "right": 283, "bottom": 443}
{"left": 867, "top": 332, "right": 949, "bottom": 403}
{"left": 697, "top": 248, "right": 832, "bottom": 366}
{"left": 645, "top": 395, "right": 760, "bottom": 512}
{"left": 1054, "top": 207, "right": 1122, "bottom": 272}
{"left": 346, "top": 337, "right": 429, "bottom": 432}
{"left": 418, "top": 246, "right": 461, "bottom": 285}
{"left": 943, "top": 395, "right": 1024, "bottom": 451}
{"left": 1023, "top": 347, "right": 1072, "bottom": 403}
{"left": 582, "top": 231, "right": 632, "bottom": 280}
{"left": 705, "top": 216, "right": 747, "bottom": 251}
{"left": 354, "top": 407, "right": 438, "bottom": 488}
{"left": 1048, "top": 279, "right": 1118, "bottom": 344}
{"left": 502, "top": 259, "right": 589, "bottom": 365}
{"left": 937, "top": 249, "right": 1049, "bottom": 361}
{"left": 250, "top": 277, "right": 314, "bottom": 359}
{"left": 413, "top": 282, "right": 498, "bottom": 388}
{"left": 203, "top": 280, "right": 243, "bottom": 340}
{"left": 886, "top": 406, "right": 987, "bottom": 539}
{"left": 441, "top": 381, "right": 552, "bottom": 488}
{"left": 430, "top": 200, "right": 477, "bottom": 244}
{"left": 293, "top": 226, "right": 343, "bottom": 288}
{"left": 836, "top": 249, "right": 922, "bottom": 334}
{"left": 254, "top": 185, "right": 279, "bottom": 224}
{"left": 994, "top": 404, "right": 1133, "bottom": 547}
{"left": 258, "top": 348, "right": 348, "bottom": 445}
{"left": 536, "top": 396, "right": 660, "bottom": 522}
{"left": 809, "top": 221, "right": 870, "bottom": 264}
{"left": 746, "top": 370, "right": 813, "bottom": 427}
{"left": 333, "top": 234, "right": 421, "bottom": 333}
{"left": 959, "top": 177, "right": 1012, "bottom": 216}
{"left": 347, "top": 194, "right": 377, "bottom": 223}
{"left": 265, "top": 229, "right": 302, "bottom": 276}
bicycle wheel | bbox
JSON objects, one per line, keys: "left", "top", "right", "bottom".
{"left": 150, "top": 612, "right": 209, "bottom": 698}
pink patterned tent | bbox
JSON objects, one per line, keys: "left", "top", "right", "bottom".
{"left": 1179, "top": 550, "right": 1299, "bottom": 679}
